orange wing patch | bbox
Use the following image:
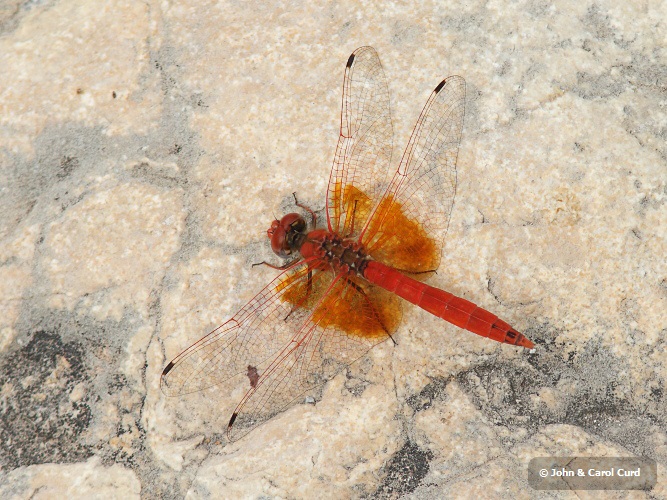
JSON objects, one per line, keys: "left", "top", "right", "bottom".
{"left": 363, "top": 195, "right": 440, "bottom": 275}
{"left": 312, "top": 277, "right": 401, "bottom": 340}
{"left": 330, "top": 183, "right": 375, "bottom": 238}
{"left": 332, "top": 183, "right": 440, "bottom": 275}
{"left": 278, "top": 266, "right": 401, "bottom": 341}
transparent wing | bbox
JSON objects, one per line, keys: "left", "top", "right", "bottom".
{"left": 326, "top": 46, "right": 393, "bottom": 240}
{"left": 161, "top": 260, "right": 331, "bottom": 396}
{"left": 361, "top": 76, "right": 466, "bottom": 275}
{"left": 227, "top": 274, "right": 402, "bottom": 441}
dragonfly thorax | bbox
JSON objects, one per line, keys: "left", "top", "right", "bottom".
{"left": 301, "top": 230, "right": 369, "bottom": 276}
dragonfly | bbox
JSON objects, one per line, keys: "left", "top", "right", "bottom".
{"left": 161, "top": 46, "right": 534, "bottom": 442}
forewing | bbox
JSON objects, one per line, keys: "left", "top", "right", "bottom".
{"left": 160, "top": 260, "right": 332, "bottom": 396}
{"left": 327, "top": 46, "right": 393, "bottom": 240}
{"left": 361, "top": 76, "right": 466, "bottom": 275}
{"left": 227, "top": 275, "right": 402, "bottom": 441}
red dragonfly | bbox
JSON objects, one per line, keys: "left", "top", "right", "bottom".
{"left": 161, "top": 46, "right": 534, "bottom": 441}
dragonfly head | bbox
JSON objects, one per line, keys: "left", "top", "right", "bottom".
{"left": 268, "top": 213, "right": 307, "bottom": 258}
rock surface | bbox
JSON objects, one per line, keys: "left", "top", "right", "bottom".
{"left": 1, "top": 0, "right": 665, "bottom": 497}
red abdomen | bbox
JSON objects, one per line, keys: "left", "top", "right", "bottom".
{"left": 363, "top": 261, "right": 533, "bottom": 349}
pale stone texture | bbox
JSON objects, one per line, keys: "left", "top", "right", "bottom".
{"left": 42, "top": 181, "right": 183, "bottom": 321}
{"left": 1, "top": 0, "right": 665, "bottom": 498}
{"left": 0, "top": 457, "right": 141, "bottom": 499}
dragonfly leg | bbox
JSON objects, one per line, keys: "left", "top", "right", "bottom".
{"left": 393, "top": 267, "right": 438, "bottom": 277}
{"left": 284, "top": 268, "right": 314, "bottom": 321}
{"left": 344, "top": 199, "right": 359, "bottom": 238}
{"left": 252, "top": 259, "right": 297, "bottom": 270}
{"left": 293, "top": 192, "right": 317, "bottom": 228}
{"left": 345, "top": 278, "right": 397, "bottom": 345}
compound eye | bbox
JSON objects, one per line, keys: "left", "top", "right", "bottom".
{"left": 290, "top": 218, "right": 306, "bottom": 233}
{"left": 267, "top": 219, "right": 280, "bottom": 238}
{"left": 279, "top": 213, "right": 304, "bottom": 231}
{"left": 269, "top": 213, "right": 306, "bottom": 258}
{"left": 270, "top": 226, "right": 288, "bottom": 256}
